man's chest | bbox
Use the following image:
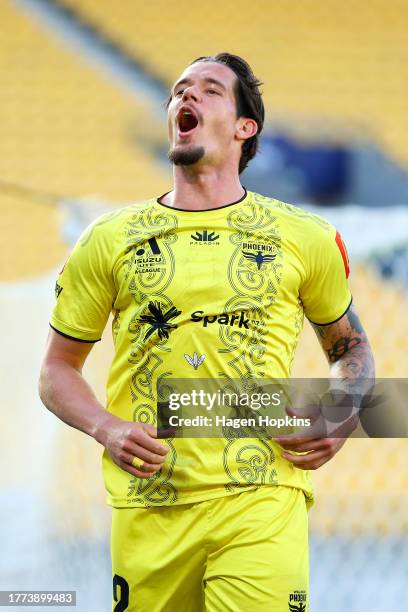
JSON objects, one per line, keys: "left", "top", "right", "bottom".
{"left": 113, "top": 220, "right": 304, "bottom": 321}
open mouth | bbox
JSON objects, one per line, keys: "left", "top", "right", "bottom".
{"left": 177, "top": 110, "right": 199, "bottom": 134}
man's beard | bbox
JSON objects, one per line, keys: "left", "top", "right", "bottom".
{"left": 168, "top": 145, "right": 205, "bottom": 167}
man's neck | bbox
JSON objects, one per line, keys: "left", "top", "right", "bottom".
{"left": 161, "top": 166, "right": 245, "bottom": 211}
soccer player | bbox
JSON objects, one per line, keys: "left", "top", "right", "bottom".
{"left": 39, "top": 53, "right": 374, "bottom": 611}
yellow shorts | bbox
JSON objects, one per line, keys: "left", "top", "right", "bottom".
{"left": 111, "top": 486, "right": 309, "bottom": 612}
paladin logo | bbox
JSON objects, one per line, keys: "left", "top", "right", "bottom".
{"left": 242, "top": 241, "right": 278, "bottom": 270}
{"left": 288, "top": 590, "right": 307, "bottom": 612}
{"left": 190, "top": 230, "right": 220, "bottom": 245}
{"left": 138, "top": 301, "right": 181, "bottom": 341}
{"left": 184, "top": 352, "right": 205, "bottom": 369}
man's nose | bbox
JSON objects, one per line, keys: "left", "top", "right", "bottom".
{"left": 182, "top": 86, "right": 200, "bottom": 103}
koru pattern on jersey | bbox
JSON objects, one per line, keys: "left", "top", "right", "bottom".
{"left": 50, "top": 190, "right": 351, "bottom": 507}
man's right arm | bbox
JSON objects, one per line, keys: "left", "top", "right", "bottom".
{"left": 39, "top": 329, "right": 168, "bottom": 478}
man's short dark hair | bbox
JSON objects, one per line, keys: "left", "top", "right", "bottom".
{"left": 166, "top": 52, "right": 264, "bottom": 174}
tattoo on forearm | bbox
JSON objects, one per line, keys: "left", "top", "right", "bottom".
{"left": 312, "top": 304, "right": 375, "bottom": 380}
{"left": 327, "top": 336, "right": 362, "bottom": 362}
{"left": 331, "top": 343, "right": 374, "bottom": 379}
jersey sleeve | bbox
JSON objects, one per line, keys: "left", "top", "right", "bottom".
{"left": 300, "top": 225, "right": 352, "bottom": 325}
{"left": 50, "top": 218, "right": 116, "bottom": 342}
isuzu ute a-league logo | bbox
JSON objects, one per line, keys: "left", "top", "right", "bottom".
{"left": 242, "top": 241, "right": 277, "bottom": 270}
{"left": 134, "top": 236, "right": 163, "bottom": 273}
{"left": 190, "top": 229, "right": 220, "bottom": 246}
{"left": 138, "top": 301, "right": 181, "bottom": 341}
{"left": 288, "top": 590, "right": 307, "bottom": 612}
{"left": 184, "top": 352, "right": 206, "bottom": 369}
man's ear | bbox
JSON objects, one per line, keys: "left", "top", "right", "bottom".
{"left": 236, "top": 117, "right": 258, "bottom": 142}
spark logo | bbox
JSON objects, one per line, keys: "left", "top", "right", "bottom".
{"left": 190, "top": 310, "right": 259, "bottom": 330}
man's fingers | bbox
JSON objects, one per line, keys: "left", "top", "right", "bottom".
{"left": 117, "top": 451, "right": 160, "bottom": 478}
{"left": 281, "top": 448, "right": 330, "bottom": 470}
{"left": 274, "top": 435, "right": 319, "bottom": 448}
{"left": 274, "top": 416, "right": 328, "bottom": 441}
{"left": 125, "top": 464, "right": 157, "bottom": 479}
{"left": 123, "top": 443, "right": 167, "bottom": 466}
{"left": 277, "top": 438, "right": 328, "bottom": 453}
{"left": 129, "top": 427, "right": 169, "bottom": 455}
{"left": 141, "top": 423, "right": 159, "bottom": 438}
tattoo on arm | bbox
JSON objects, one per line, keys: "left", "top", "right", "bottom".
{"left": 314, "top": 324, "right": 326, "bottom": 340}
{"left": 312, "top": 304, "right": 375, "bottom": 380}
{"left": 345, "top": 306, "right": 365, "bottom": 334}
{"left": 327, "top": 336, "right": 362, "bottom": 362}
{"left": 311, "top": 304, "right": 375, "bottom": 431}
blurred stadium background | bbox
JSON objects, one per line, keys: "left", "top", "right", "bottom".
{"left": 0, "top": 0, "right": 407, "bottom": 610}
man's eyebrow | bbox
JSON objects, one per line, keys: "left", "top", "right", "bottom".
{"left": 172, "top": 78, "right": 190, "bottom": 93}
{"left": 171, "top": 77, "right": 227, "bottom": 93}
{"left": 203, "top": 77, "right": 226, "bottom": 91}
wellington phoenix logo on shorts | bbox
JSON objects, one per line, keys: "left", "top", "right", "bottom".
{"left": 288, "top": 590, "right": 307, "bottom": 611}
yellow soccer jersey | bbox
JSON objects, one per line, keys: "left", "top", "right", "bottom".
{"left": 50, "top": 190, "right": 352, "bottom": 507}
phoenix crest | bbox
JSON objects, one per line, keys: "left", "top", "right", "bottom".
{"left": 242, "top": 250, "right": 277, "bottom": 270}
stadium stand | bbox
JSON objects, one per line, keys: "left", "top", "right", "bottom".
{"left": 58, "top": 0, "right": 408, "bottom": 165}
{"left": 0, "top": 0, "right": 169, "bottom": 279}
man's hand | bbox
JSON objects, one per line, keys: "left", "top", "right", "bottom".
{"left": 274, "top": 434, "right": 347, "bottom": 470}
{"left": 40, "top": 330, "right": 169, "bottom": 480}
{"left": 273, "top": 393, "right": 359, "bottom": 470}
{"left": 97, "top": 417, "right": 169, "bottom": 479}
{"left": 276, "top": 301, "right": 374, "bottom": 471}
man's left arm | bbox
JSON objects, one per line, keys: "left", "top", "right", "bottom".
{"left": 276, "top": 303, "right": 375, "bottom": 469}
